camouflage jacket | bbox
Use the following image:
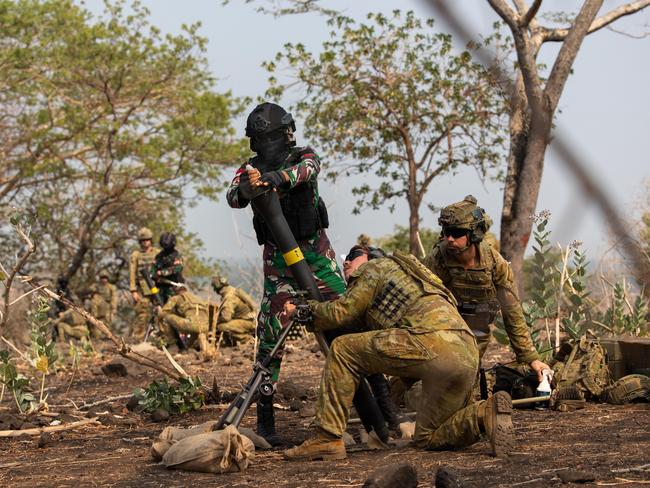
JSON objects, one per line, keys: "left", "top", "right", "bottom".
{"left": 160, "top": 291, "right": 209, "bottom": 327}
{"left": 218, "top": 285, "right": 257, "bottom": 322}
{"left": 308, "top": 251, "right": 469, "bottom": 335}
{"left": 424, "top": 240, "right": 538, "bottom": 364}
{"left": 129, "top": 246, "right": 160, "bottom": 295}
{"left": 96, "top": 282, "right": 118, "bottom": 311}
{"left": 152, "top": 249, "right": 184, "bottom": 285}
{"left": 226, "top": 146, "right": 321, "bottom": 210}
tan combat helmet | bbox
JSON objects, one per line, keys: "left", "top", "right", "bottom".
{"left": 137, "top": 227, "right": 153, "bottom": 241}
{"left": 438, "top": 195, "right": 492, "bottom": 244}
{"left": 211, "top": 275, "right": 228, "bottom": 292}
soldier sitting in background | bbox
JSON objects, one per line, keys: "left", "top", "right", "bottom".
{"left": 156, "top": 283, "right": 216, "bottom": 359}
{"left": 55, "top": 308, "right": 89, "bottom": 342}
{"left": 90, "top": 273, "right": 118, "bottom": 328}
{"left": 211, "top": 275, "right": 257, "bottom": 346}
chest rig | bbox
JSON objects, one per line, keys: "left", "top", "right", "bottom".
{"left": 438, "top": 241, "right": 500, "bottom": 330}
{"left": 251, "top": 149, "right": 329, "bottom": 245}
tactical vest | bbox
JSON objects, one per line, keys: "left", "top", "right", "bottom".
{"left": 434, "top": 241, "right": 500, "bottom": 331}
{"left": 134, "top": 248, "right": 158, "bottom": 295}
{"left": 250, "top": 149, "right": 329, "bottom": 245}
{"left": 178, "top": 292, "right": 209, "bottom": 322}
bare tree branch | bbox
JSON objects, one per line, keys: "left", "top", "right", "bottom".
{"left": 0, "top": 222, "right": 35, "bottom": 330}
{"left": 542, "top": 0, "right": 650, "bottom": 41}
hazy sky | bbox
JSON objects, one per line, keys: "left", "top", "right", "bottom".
{"left": 86, "top": 0, "right": 650, "bottom": 265}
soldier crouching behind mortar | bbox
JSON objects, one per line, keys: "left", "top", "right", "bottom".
{"left": 211, "top": 275, "right": 256, "bottom": 346}
{"left": 282, "top": 245, "right": 515, "bottom": 461}
{"left": 424, "top": 195, "right": 551, "bottom": 379}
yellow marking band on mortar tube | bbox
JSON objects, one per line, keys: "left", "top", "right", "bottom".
{"left": 283, "top": 247, "right": 304, "bottom": 266}
{"left": 150, "top": 286, "right": 159, "bottom": 294}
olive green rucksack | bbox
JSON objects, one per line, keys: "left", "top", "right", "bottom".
{"left": 551, "top": 335, "right": 612, "bottom": 401}
{"left": 603, "top": 374, "right": 650, "bottom": 404}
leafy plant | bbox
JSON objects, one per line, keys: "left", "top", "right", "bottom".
{"left": 28, "top": 297, "right": 58, "bottom": 404}
{"left": 0, "top": 350, "right": 36, "bottom": 413}
{"left": 133, "top": 376, "right": 205, "bottom": 415}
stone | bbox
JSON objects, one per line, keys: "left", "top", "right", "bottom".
{"left": 101, "top": 362, "right": 128, "bottom": 377}
{"left": 151, "top": 408, "right": 170, "bottom": 422}
{"left": 362, "top": 463, "right": 418, "bottom": 488}
{"left": 557, "top": 469, "right": 596, "bottom": 484}
{"left": 298, "top": 404, "right": 316, "bottom": 418}
{"left": 126, "top": 395, "right": 141, "bottom": 412}
{"left": 37, "top": 432, "right": 51, "bottom": 448}
{"left": 20, "top": 422, "right": 37, "bottom": 430}
{"left": 435, "top": 467, "right": 464, "bottom": 488}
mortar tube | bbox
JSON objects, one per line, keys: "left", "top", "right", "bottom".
{"left": 250, "top": 187, "right": 389, "bottom": 442}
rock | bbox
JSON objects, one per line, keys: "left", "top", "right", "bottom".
{"left": 342, "top": 432, "right": 356, "bottom": 446}
{"left": 130, "top": 342, "right": 160, "bottom": 354}
{"left": 37, "top": 432, "right": 51, "bottom": 448}
{"left": 151, "top": 408, "right": 170, "bottom": 422}
{"left": 298, "top": 404, "right": 316, "bottom": 418}
{"left": 126, "top": 395, "right": 141, "bottom": 412}
{"left": 435, "top": 467, "right": 464, "bottom": 488}
{"left": 280, "top": 380, "right": 309, "bottom": 401}
{"left": 363, "top": 463, "right": 418, "bottom": 488}
{"left": 20, "top": 422, "right": 37, "bottom": 430}
{"left": 557, "top": 469, "right": 596, "bottom": 484}
{"left": 101, "top": 362, "right": 128, "bottom": 377}
{"left": 0, "top": 414, "right": 22, "bottom": 430}
{"left": 289, "top": 399, "right": 303, "bottom": 412}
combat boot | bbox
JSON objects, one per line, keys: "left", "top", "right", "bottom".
{"left": 256, "top": 396, "right": 282, "bottom": 447}
{"left": 283, "top": 428, "right": 347, "bottom": 461}
{"left": 479, "top": 390, "right": 515, "bottom": 458}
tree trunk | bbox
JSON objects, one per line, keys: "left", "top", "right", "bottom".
{"left": 409, "top": 202, "right": 420, "bottom": 256}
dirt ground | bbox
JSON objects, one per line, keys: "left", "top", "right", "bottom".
{"left": 1, "top": 337, "right": 648, "bottom": 488}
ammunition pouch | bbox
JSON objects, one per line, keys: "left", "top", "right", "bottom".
{"left": 457, "top": 301, "right": 499, "bottom": 334}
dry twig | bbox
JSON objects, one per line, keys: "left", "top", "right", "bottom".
{"left": 0, "top": 417, "right": 99, "bottom": 437}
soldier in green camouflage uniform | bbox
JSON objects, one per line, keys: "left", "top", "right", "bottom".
{"left": 283, "top": 249, "right": 515, "bottom": 461}
{"left": 211, "top": 276, "right": 256, "bottom": 346}
{"left": 151, "top": 232, "right": 184, "bottom": 304}
{"left": 90, "top": 273, "right": 118, "bottom": 327}
{"left": 424, "top": 195, "right": 550, "bottom": 378}
{"left": 227, "top": 102, "right": 346, "bottom": 445}
{"left": 156, "top": 284, "right": 215, "bottom": 359}
{"left": 129, "top": 227, "right": 159, "bottom": 340}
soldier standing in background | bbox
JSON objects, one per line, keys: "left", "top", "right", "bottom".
{"left": 226, "top": 102, "right": 346, "bottom": 445}
{"left": 152, "top": 232, "right": 184, "bottom": 305}
{"left": 424, "top": 195, "right": 550, "bottom": 379}
{"left": 128, "top": 227, "right": 159, "bottom": 340}
{"left": 211, "top": 275, "right": 256, "bottom": 346}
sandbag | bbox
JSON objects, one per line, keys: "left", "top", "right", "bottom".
{"left": 151, "top": 420, "right": 219, "bottom": 461}
{"left": 162, "top": 425, "right": 255, "bottom": 474}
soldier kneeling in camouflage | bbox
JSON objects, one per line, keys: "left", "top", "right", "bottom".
{"left": 156, "top": 283, "right": 216, "bottom": 359}
{"left": 211, "top": 275, "right": 257, "bottom": 346}
{"left": 282, "top": 246, "right": 515, "bottom": 461}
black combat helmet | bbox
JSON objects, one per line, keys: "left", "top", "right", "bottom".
{"left": 245, "top": 102, "right": 296, "bottom": 164}
{"left": 159, "top": 231, "right": 176, "bottom": 251}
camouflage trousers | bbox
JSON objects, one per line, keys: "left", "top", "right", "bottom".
{"left": 159, "top": 314, "right": 206, "bottom": 344}
{"left": 218, "top": 318, "right": 255, "bottom": 346}
{"left": 317, "top": 327, "right": 484, "bottom": 450}
{"left": 131, "top": 297, "right": 154, "bottom": 341}
{"left": 56, "top": 310, "right": 89, "bottom": 342}
{"left": 258, "top": 230, "right": 346, "bottom": 381}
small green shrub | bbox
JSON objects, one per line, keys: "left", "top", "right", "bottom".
{"left": 133, "top": 376, "right": 205, "bottom": 414}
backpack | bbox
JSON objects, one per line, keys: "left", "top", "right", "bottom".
{"left": 551, "top": 335, "right": 612, "bottom": 400}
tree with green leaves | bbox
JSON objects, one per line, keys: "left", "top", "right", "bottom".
{"left": 265, "top": 11, "right": 508, "bottom": 254}
{"left": 0, "top": 0, "right": 247, "bottom": 290}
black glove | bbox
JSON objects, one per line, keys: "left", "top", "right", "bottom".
{"left": 260, "top": 170, "right": 286, "bottom": 189}
{"left": 238, "top": 171, "right": 254, "bottom": 201}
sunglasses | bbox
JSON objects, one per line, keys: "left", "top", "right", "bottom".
{"left": 442, "top": 228, "right": 469, "bottom": 239}
{"left": 344, "top": 247, "right": 367, "bottom": 262}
